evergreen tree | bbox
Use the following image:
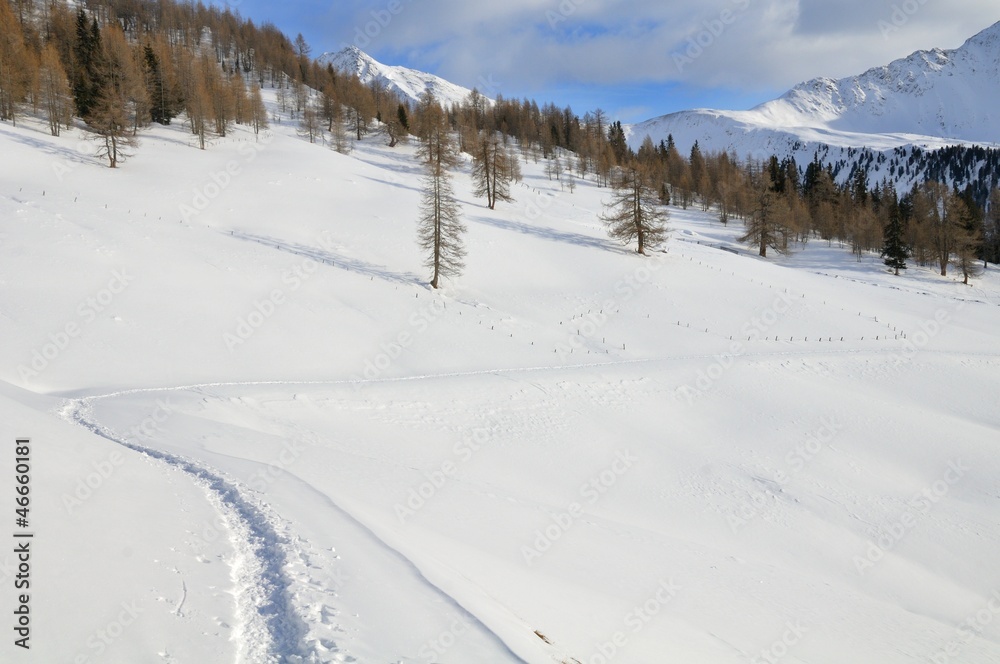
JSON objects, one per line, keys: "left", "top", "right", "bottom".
{"left": 72, "top": 11, "right": 102, "bottom": 118}
{"left": 880, "top": 189, "right": 909, "bottom": 275}
{"left": 417, "top": 93, "right": 465, "bottom": 289}
{"left": 600, "top": 164, "right": 668, "bottom": 255}
{"left": 607, "top": 120, "right": 629, "bottom": 164}
{"left": 397, "top": 103, "right": 409, "bottom": 131}
{"left": 143, "top": 44, "right": 177, "bottom": 125}
{"left": 984, "top": 188, "right": 1000, "bottom": 266}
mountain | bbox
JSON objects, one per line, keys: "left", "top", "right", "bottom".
{"left": 628, "top": 21, "right": 1000, "bottom": 156}
{"left": 319, "top": 46, "right": 486, "bottom": 108}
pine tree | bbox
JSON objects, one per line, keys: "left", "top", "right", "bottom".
{"left": 471, "top": 131, "right": 516, "bottom": 209}
{"left": 985, "top": 188, "right": 1000, "bottom": 266}
{"left": 417, "top": 94, "right": 465, "bottom": 289}
{"left": 600, "top": 164, "right": 668, "bottom": 255}
{"left": 880, "top": 189, "right": 909, "bottom": 275}
{"left": 72, "top": 10, "right": 103, "bottom": 118}
{"left": 143, "top": 45, "right": 172, "bottom": 125}
{"left": 607, "top": 120, "right": 629, "bottom": 164}
{"left": 397, "top": 103, "right": 409, "bottom": 132}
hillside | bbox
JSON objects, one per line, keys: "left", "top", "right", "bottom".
{"left": 2, "top": 83, "right": 1000, "bottom": 663}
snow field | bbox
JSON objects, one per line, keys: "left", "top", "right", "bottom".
{"left": 1, "top": 86, "right": 999, "bottom": 662}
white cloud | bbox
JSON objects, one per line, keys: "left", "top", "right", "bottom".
{"left": 321, "top": 0, "right": 1000, "bottom": 107}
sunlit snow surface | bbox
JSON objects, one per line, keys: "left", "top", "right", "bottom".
{"left": 1, "top": 91, "right": 999, "bottom": 663}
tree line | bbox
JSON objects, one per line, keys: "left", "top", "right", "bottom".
{"left": 2, "top": 0, "right": 997, "bottom": 286}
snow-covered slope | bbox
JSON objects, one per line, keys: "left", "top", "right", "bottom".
{"left": 629, "top": 21, "right": 1000, "bottom": 154}
{"left": 2, "top": 87, "right": 1000, "bottom": 663}
{"left": 320, "top": 46, "right": 486, "bottom": 107}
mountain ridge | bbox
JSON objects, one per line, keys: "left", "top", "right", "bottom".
{"left": 318, "top": 46, "right": 486, "bottom": 108}
{"left": 627, "top": 20, "right": 1000, "bottom": 154}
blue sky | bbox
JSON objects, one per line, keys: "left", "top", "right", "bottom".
{"left": 223, "top": 0, "right": 1000, "bottom": 123}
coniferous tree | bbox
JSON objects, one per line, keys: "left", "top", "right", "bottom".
{"left": 417, "top": 93, "right": 465, "bottom": 289}
{"left": 984, "top": 188, "right": 1000, "bottom": 266}
{"left": 230, "top": 71, "right": 249, "bottom": 125}
{"left": 880, "top": 189, "right": 909, "bottom": 275}
{"left": 607, "top": 120, "right": 629, "bottom": 164}
{"left": 143, "top": 44, "right": 175, "bottom": 125}
{"left": 248, "top": 82, "right": 268, "bottom": 136}
{"left": 38, "top": 43, "right": 73, "bottom": 136}
{"left": 739, "top": 159, "right": 793, "bottom": 258}
{"left": 297, "top": 99, "right": 322, "bottom": 144}
{"left": 600, "top": 164, "right": 668, "bottom": 255}
{"left": 72, "top": 10, "right": 102, "bottom": 118}
{"left": 185, "top": 57, "right": 210, "bottom": 149}
{"left": 0, "top": 0, "right": 29, "bottom": 124}
{"left": 89, "top": 26, "right": 143, "bottom": 167}
{"left": 950, "top": 194, "right": 983, "bottom": 284}
{"left": 397, "top": 103, "right": 409, "bottom": 132}
{"left": 471, "top": 130, "right": 516, "bottom": 209}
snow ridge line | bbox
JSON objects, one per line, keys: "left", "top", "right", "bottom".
{"left": 62, "top": 399, "right": 311, "bottom": 664}
{"left": 52, "top": 347, "right": 1000, "bottom": 403}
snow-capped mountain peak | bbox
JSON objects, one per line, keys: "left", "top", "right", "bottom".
{"left": 629, "top": 20, "right": 1000, "bottom": 154}
{"left": 318, "top": 47, "right": 488, "bottom": 108}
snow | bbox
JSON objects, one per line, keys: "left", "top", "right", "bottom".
{"left": 628, "top": 21, "right": 1000, "bottom": 157}
{"left": 1, "top": 88, "right": 999, "bottom": 663}
{"left": 319, "top": 46, "right": 488, "bottom": 109}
